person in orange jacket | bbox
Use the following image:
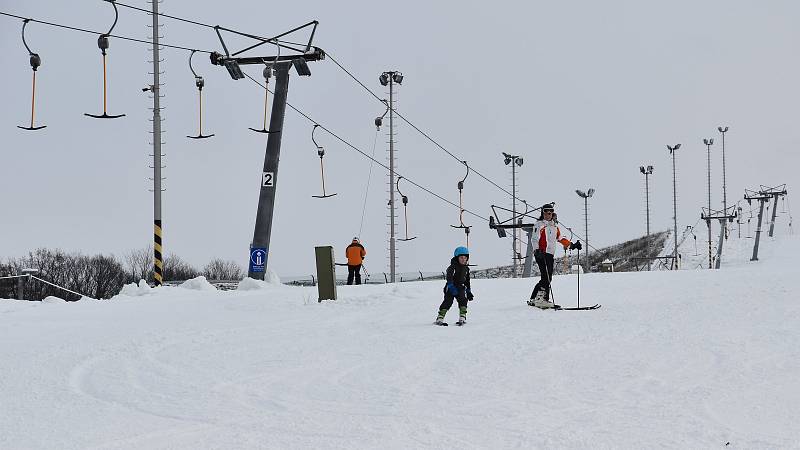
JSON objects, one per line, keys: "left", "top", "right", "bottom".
{"left": 345, "top": 237, "right": 366, "bottom": 285}
{"left": 528, "top": 203, "right": 581, "bottom": 309}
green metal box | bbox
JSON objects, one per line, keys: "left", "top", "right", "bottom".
{"left": 314, "top": 246, "right": 337, "bottom": 301}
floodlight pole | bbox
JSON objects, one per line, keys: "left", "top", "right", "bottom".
{"left": 640, "top": 165, "right": 653, "bottom": 270}
{"left": 719, "top": 126, "right": 730, "bottom": 237}
{"left": 380, "top": 70, "right": 402, "bottom": 283}
{"left": 703, "top": 138, "right": 714, "bottom": 269}
{"left": 575, "top": 188, "right": 594, "bottom": 272}
{"left": 668, "top": 144, "right": 681, "bottom": 269}
{"left": 502, "top": 153, "right": 523, "bottom": 277}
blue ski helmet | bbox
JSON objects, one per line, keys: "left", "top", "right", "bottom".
{"left": 453, "top": 246, "right": 469, "bottom": 257}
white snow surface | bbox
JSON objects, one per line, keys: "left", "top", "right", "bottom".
{"left": 2, "top": 235, "right": 799, "bottom": 449}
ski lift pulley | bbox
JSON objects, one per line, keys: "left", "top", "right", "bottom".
{"left": 311, "top": 124, "right": 337, "bottom": 199}
{"left": 18, "top": 19, "right": 46, "bottom": 131}
{"left": 85, "top": 0, "right": 125, "bottom": 119}
{"left": 396, "top": 176, "right": 417, "bottom": 241}
{"left": 249, "top": 45, "right": 281, "bottom": 134}
{"left": 187, "top": 50, "right": 214, "bottom": 139}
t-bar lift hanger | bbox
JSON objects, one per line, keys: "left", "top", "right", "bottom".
{"left": 396, "top": 176, "right": 417, "bottom": 241}
{"left": 18, "top": 19, "right": 46, "bottom": 131}
{"left": 187, "top": 50, "right": 214, "bottom": 139}
{"left": 311, "top": 124, "right": 336, "bottom": 198}
{"left": 85, "top": 0, "right": 125, "bottom": 119}
{"left": 450, "top": 161, "right": 471, "bottom": 246}
{"left": 249, "top": 43, "right": 281, "bottom": 134}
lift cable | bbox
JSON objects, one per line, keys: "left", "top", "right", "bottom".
{"left": 242, "top": 71, "right": 489, "bottom": 223}
{"left": 108, "top": 1, "right": 309, "bottom": 53}
{"left": 0, "top": 10, "right": 214, "bottom": 53}
{"left": 325, "top": 51, "right": 527, "bottom": 203}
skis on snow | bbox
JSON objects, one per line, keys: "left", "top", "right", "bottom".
{"left": 529, "top": 303, "right": 602, "bottom": 311}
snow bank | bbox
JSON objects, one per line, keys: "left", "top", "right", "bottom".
{"left": 236, "top": 271, "right": 281, "bottom": 291}
{"left": 116, "top": 279, "right": 155, "bottom": 298}
{"left": 41, "top": 296, "right": 66, "bottom": 303}
{"left": 179, "top": 276, "right": 218, "bottom": 291}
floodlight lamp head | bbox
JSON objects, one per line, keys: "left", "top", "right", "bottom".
{"left": 587, "top": 188, "right": 595, "bottom": 197}
{"left": 516, "top": 158, "right": 523, "bottom": 166}
{"left": 379, "top": 73, "right": 389, "bottom": 86}
{"left": 504, "top": 158, "right": 511, "bottom": 165}
{"left": 576, "top": 189, "right": 586, "bottom": 197}
{"left": 640, "top": 166, "right": 646, "bottom": 174}
{"left": 703, "top": 138, "right": 714, "bottom": 146}
{"left": 648, "top": 165, "right": 653, "bottom": 172}
{"left": 392, "top": 72, "right": 403, "bottom": 84}
{"left": 374, "top": 117, "right": 383, "bottom": 129}
{"left": 718, "top": 126, "right": 729, "bottom": 133}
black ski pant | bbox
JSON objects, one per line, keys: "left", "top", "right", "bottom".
{"left": 347, "top": 264, "right": 362, "bottom": 285}
{"left": 530, "top": 250, "right": 555, "bottom": 300}
{"left": 439, "top": 289, "right": 468, "bottom": 313}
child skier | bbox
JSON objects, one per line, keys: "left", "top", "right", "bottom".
{"left": 434, "top": 246, "right": 474, "bottom": 326}
{"left": 528, "top": 203, "right": 581, "bottom": 309}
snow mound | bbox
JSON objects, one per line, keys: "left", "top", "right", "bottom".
{"left": 237, "top": 270, "right": 281, "bottom": 291}
{"left": 179, "top": 276, "right": 217, "bottom": 291}
{"left": 41, "top": 296, "right": 65, "bottom": 303}
{"left": 117, "top": 279, "right": 154, "bottom": 297}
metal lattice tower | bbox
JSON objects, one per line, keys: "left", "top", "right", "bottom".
{"left": 380, "top": 71, "right": 403, "bottom": 282}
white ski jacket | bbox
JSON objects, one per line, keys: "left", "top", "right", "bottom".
{"left": 533, "top": 219, "right": 572, "bottom": 255}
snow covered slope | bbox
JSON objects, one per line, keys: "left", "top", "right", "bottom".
{"left": 2, "top": 235, "right": 798, "bottom": 449}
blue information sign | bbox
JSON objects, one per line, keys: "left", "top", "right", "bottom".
{"left": 250, "top": 247, "right": 267, "bottom": 273}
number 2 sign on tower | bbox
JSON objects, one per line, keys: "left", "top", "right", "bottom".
{"left": 262, "top": 172, "right": 274, "bottom": 187}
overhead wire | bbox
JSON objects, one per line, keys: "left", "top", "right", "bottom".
{"left": 325, "top": 51, "right": 526, "bottom": 202}
{"left": 242, "top": 71, "right": 489, "bottom": 223}
{"left": 0, "top": 10, "right": 213, "bottom": 53}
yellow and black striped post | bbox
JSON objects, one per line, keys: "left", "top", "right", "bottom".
{"left": 154, "top": 220, "right": 163, "bottom": 286}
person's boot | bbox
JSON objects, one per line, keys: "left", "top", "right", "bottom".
{"left": 532, "top": 290, "right": 555, "bottom": 308}
{"left": 456, "top": 306, "right": 467, "bottom": 326}
{"left": 434, "top": 309, "right": 448, "bottom": 325}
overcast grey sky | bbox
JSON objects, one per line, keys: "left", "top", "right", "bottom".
{"left": 1, "top": 0, "right": 798, "bottom": 277}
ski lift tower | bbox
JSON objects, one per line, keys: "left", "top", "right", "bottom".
{"left": 208, "top": 22, "right": 325, "bottom": 279}
{"left": 489, "top": 203, "right": 550, "bottom": 278}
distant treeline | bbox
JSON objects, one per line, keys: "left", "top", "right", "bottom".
{"left": 0, "top": 247, "right": 243, "bottom": 301}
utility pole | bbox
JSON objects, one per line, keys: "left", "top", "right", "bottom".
{"left": 380, "top": 71, "right": 403, "bottom": 283}
{"left": 667, "top": 144, "right": 681, "bottom": 269}
{"left": 150, "top": 0, "right": 164, "bottom": 286}
{"left": 639, "top": 165, "right": 653, "bottom": 270}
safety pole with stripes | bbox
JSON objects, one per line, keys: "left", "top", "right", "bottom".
{"left": 150, "top": 0, "right": 164, "bottom": 286}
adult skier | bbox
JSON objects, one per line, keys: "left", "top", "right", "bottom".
{"left": 434, "top": 246, "right": 474, "bottom": 326}
{"left": 345, "top": 237, "right": 366, "bottom": 285}
{"left": 528, "top": 204, "right": 581, "bottom": 309}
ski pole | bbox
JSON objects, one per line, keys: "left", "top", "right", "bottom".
{"left": 576, "top": 248, "right": 581, "bottom": 308}
{"left": 543, "top": 255, "right": 556, "bottom": 305}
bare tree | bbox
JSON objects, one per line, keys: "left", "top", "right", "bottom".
{"left": 203, "top": 258, "right": 244, "bottom": 281}
{"left": 123, "top": 245, "right": 153, "bottom": 283}
{"left": 162, "top": 254, "right": 200, "bottom": 282}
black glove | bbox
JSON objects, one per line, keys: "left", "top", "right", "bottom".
{"left": 466, "top": 288, "right": 474, "bottom": 301}
{"left": 570, "top": 240, "right": 582, "bottom": 251}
